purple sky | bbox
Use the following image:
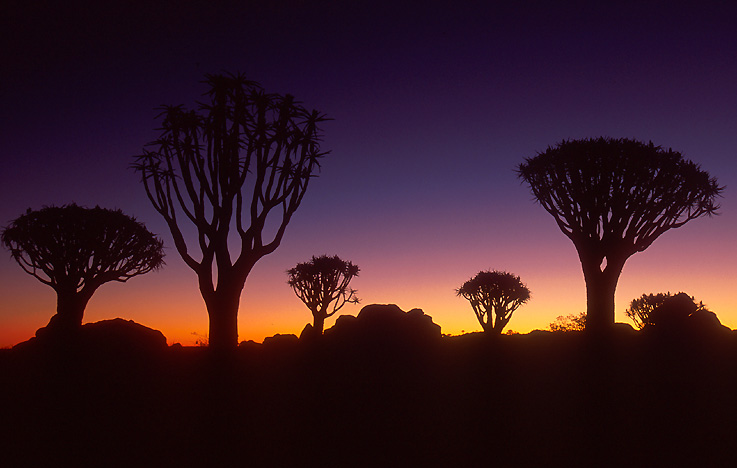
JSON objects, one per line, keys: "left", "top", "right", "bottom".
{"left": 2, "top": 1, "right": 737, "bottom": 346}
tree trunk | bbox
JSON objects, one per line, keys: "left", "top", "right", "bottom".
{"left": 313, "top": 314, "right": 325, "bottom": 335}
{"left": 581, "top": 256, "right": 625, "bottom": 335}
{"left": 204, "top": 287, "right": 242, "bottom": 351}
{"left": 48, "top": 288, "right": 92, "bottom": 333}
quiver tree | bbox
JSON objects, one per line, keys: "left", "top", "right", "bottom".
{"left": 456, "top": 270, "right": 530, "bottom": 334}
{"left": 287, "top": 255, "right": 359, "bottom": 334}
{"left": 1, "top": 204, "right": 164, "bottom": 334}
{"left": 625, "top": 292, "right": 671, "bottom": 329}
{"left": 132, "top": 73, "right": 329, "bottom": 350}
{"left": 518, "top": 137, "right": 722, "bottom": 334}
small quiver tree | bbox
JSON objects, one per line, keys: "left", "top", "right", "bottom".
{"left": 287, "top": 255, "right": 359, "bottom": 335}
{"left": 625, "top": 292, "right": 672, "bottom": 329}
{"left": 1, "top": 205, "right": 164, "bottom": 335}
{"left": 456, "top": 270, "right": 531, "bottom": 335}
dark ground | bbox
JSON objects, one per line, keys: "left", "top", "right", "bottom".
{"left": 2, "top": 326, "right": 737, "bottom": 467}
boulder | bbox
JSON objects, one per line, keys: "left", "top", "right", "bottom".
{"left": 81, "top": 318, "right": 168, "bottom": 351}
{"left": 324, "top": 304, "right": 441, "bottom": 345}
{"left": 646, "top": 293, "right": 731, "bottom": 338}
{"left": 688, "top": 309, "right": 731, "bottom": 334}
{"left": 15, "top": 318, "right": 167, "bottom": 356}
{"left": 262, "top": 333, "right": 299, "bottom": 348}
{"left": 238, "top": 339, "right": 262, "bottom": 350}
{"left": 299, "top": 323, "right": 320, "bottom": 342}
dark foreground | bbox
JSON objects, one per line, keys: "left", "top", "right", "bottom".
{"left": 2, "top": 328, "right": 737, "bottom": 467}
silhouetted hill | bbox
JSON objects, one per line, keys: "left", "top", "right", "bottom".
{"left": 1, "top": 310, "right": 736, "bottom": 466}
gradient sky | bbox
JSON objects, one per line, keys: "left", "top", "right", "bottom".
{"left": 2, "top": 1, "right": 736, "bottom": 346}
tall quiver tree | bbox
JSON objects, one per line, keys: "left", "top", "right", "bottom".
{"left": 1, "top": 205, "right": 164, "bottom": 335}
{"left": 133, "top": 73, "right": 329, "bottom": 351}
{"left": 287, "top": 255, "right": 359, "bottom": 334}
{"left": 456, "top": 270, "right": 531, "bottom": 334}
{"left": 518, "top": 138, "right": 722, "bottom": 334}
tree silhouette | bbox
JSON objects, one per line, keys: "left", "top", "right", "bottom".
{"left": 518, "top": 137, "right": 721, "bottom": 334}
{"left": 549, "top": 312, "right": 586, "bottom": 332}
{"left": 456, "top": 270, "right": 530, "bottom": 334}
{"left": 1, "top": 205, "right": 164, "bottom": 334}
{"left": 625, "top": 292, "right": 671, "bottom": 329}
{"left": 133, "top": 73, "right": 329, "bottom": 350}
{"left": 629, "top": 291, "right": 711, "bottom": 332}
{"left": 287, "top": 255, "right": 359, "bottom": 335}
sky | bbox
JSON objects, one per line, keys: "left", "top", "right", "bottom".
{"left": 2, "top": 1, "right": 737, "bottom": 346}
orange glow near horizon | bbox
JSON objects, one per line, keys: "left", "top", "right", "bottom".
{"left": 2, "top": 216, "right": 736, "bottom": 348}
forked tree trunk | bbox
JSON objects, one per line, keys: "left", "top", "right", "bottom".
{"left": 580, "top": 255, "right": 626, "bottom": 335}
{"left": 492, "top": 314, "right": 509, "bottom": 334}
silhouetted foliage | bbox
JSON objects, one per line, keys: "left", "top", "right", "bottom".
{"left": 625, "top": 292, "right": 672, "bottom": 329}
{"left": 132, "top": 72, "right": 329, "bottom": 350}
{"left": 549, "top": 312, "right": 586, "bottom": 332}
{"left": 639, "top": 292, "right": 728, "bottom": 337}
{"left": 1, "top": 205, "right": 164, "bottom": 334}
{"left": 287, "top": 255, "right": 359, "bottom": 335}
{"left": 518, "top": 137, "right": 722, "bottom": 334}
{"left": 456, "top": 270, "right": 530, "bottom": 334}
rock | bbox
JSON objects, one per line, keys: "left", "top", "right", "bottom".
{"left": 299, "top": 323, "right": 319, "bottom": 342}
{"left": 329, "top": 314, "right": 358, "bottom": 332}
{"left": 688, "top": 309, "right": 731, "bottom": 334}
{"left": 649, "top": 293, "right": 695, "bottom": 331}
{"left": 238, "top": 339, "right": 262, "bottom": 350}
{"left": 646, "top": 293, "right": 731, "bottom": 338}
{"left": 324, "top": 304, "right": 442, "bottom": 345}
{"left": 80, "top": 318, "right": 168, "bottom": 354}
{"left": 16, "top": 318, "right": 167, "bottom": 356}
{"left": 262, "top": 333, "right": 299, "bottom": 348}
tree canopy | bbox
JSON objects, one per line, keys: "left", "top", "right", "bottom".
{"left": 456, "top": 270, "right": 530, "bottom": 334}
{"left": 518, "top": 137, "right": 722, "bottom": 333}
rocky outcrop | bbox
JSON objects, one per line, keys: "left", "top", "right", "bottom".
{"left": 646, "top": 293, "right": 731, "bottom": 338}
{"left": 324, "top": 304, "right": 441, "bottom": 346}
{"left": 262, "top": 333, "right": 299, "bottom": 349}
{"left": 14, "top": 318, "right": 168, "bottom": 355}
